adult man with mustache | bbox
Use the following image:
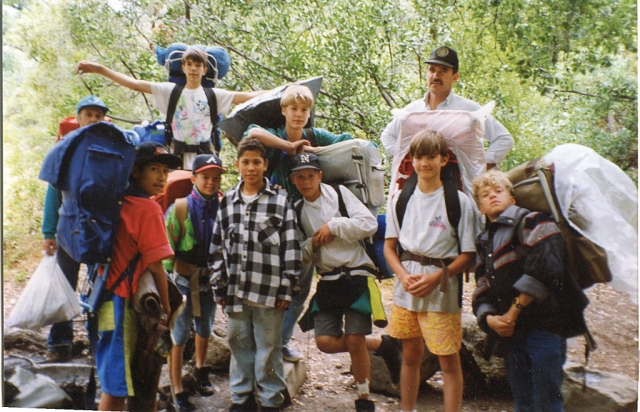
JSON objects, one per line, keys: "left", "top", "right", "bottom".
{"left": 380, "top": 46, "right": 513, "bottom": 170}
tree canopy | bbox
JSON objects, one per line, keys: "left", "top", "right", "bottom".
{"left": 2, "top": 0, "right": 636, "bottom": 268}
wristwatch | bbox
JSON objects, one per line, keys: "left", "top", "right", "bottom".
{"left": 511, "top": 297, "right": 525, "bottom": 310}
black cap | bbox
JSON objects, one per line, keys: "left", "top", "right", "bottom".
{"left": 135, "top": 141, "right": 182, "bottom": 169}
{"left": 192, "top": 154, "right": 226, "bottom": 174}
{"left": 426, "top": 46, "right": 459, "bottom": 71}
{"left": 291, "top": 153, "right": 321, "bottom": 172}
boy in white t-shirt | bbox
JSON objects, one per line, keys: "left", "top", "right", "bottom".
{"left": 76, "top": 48, "right": 265, "bottom": 168}
{"left": 383, "top": 130, "right": 477, "bottom": 412}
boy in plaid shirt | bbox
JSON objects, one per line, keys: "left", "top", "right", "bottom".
{"left": 209, "top": 138, "right": 301, "bottom": 411}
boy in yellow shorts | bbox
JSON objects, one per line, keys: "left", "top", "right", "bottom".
{"left": 383, "top": 130, "right": 477, "bottom": 412}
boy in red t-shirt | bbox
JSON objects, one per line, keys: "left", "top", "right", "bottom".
{"left": 95, "top": 141, "right": 182, "bottom": 411}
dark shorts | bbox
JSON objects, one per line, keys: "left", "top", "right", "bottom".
{"left": 314, "top": 308, "right": 372, "bottom": 337}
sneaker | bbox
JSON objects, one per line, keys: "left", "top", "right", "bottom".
{"left": 355, "top": 398, "right": 376, "bottom": 411}
{"left": 194, "top": 367, "right": 214, "bottom": 397}
{"left": 375, "top": 335, "right": 402, "bottom": 384}
{"left": 175, "top": 391, "right": 196, "bottom": 412}
{"left": 282, "top": 345, "right": 303, "bottom": 362}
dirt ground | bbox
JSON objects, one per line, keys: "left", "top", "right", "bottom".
{"left": 3, "top": 266, "right": 638, "bottom": 411}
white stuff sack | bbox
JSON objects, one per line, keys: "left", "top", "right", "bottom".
{"left": 315, "top": 139, "right": 385, "bottom": 214}
{"left": 544, "top": 144, "right": 638, "bottom": 303}
{"left": 7, "top": 254, "right": 81, "bottom": 331}
{"left": 389, "top": 102, "right": 494, "bottom": 200}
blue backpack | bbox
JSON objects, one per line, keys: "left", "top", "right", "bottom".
{"left": 39, "top": 122, "right": 140, "bottom": 265}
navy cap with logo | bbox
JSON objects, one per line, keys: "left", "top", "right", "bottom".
{"left": 291, "top": 153, "right": 321, "bottom": 172}
{"left": 192, "top": 154, "right": 226, "bottom": 175}
{"left": 426, "top": 46, "right": 459, "bottom": 71}
{"left": 135, "top": 141, "right": 182, "bottom": 169}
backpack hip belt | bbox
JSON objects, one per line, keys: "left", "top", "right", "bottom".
{"left": 319, "top": 264, "right": 378, "bottom": 279}
{"left": 400, "top": 251, "right": 453, "bottom": 268}
{"left": 400, "top": 251, "right": 453, "bottom": 293}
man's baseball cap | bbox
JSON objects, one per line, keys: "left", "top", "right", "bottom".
{"left": 135, "top": 141, "right": 182, "bottom": 169}
{"left": 192, "top": 154, "right": 226, "bottom": 174}
{"left": 291, "top": 153, "right": 321, "bottom": 172}
{"left": 426, "top": 46, "right": 459, "bottom": 71}
{"left": 76, "top": 95, "right": 109, "bottom": 115}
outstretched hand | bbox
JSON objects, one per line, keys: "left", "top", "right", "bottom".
{"left": 76, "top": 61, "right": 102, "bottom": 75}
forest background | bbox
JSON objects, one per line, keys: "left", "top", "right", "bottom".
{"left": 2, "top": 0, "right": 637, "bottom": 280}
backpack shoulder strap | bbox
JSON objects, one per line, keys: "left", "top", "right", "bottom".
{"left": 396, "top": 172, "right": 417, "bottom": 229}
{"left": 165, "top": 84, "right": 185, "bottom": 147}
{"left": 294, "top": 199, "right": 306, "bottom": 237}
{"left": 302, "top": 128, "right": 317, "bottom": 147}
{"left": 174, "top": 197, "right": 188, "bottom": 240}
{"left": 331, "top": 184, "right": 349, "bottom": 218}
{"left": 203, "top": 87, "right": 220, "bottom": 153}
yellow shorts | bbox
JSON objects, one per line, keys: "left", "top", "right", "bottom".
{"left": 386, "top": 304, "right": 461, "bottom": 356}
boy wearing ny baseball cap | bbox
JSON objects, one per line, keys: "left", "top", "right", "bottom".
{"left": 164, "top": 154, "right": 226, "bottom": 411}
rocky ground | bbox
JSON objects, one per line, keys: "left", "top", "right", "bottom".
{"left": 3, "top": 268, "right": 638, "bottom": 411}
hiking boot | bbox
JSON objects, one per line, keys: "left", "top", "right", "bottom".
{"left": 46, "top": 344, "right": 73, "bottom": 362}
{"left": 260, "top": 406, "right": 281, "bottom": 412}
{"left": 228, "top": 393, "right": 258, "bottom": 411}
{"left": 194, "top": 367, "right": 214, "bottom": 396}
{"left": 375, "top": 335, "right": 402, "bottom": 384}
{"left": 282, "top": 345, "right": 303, "bottom": 362}
{"left": 175, "top": 391, "right": 196, "bottom": 412}
{"left": 355, "top": 398, "right": 376, "bottom": 411}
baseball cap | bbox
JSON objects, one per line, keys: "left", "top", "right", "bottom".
{"left": 76, "top": 95, "right": 109, "bottom": 115}
{"left": 192, "top": 154, "right": 226, "bottom": 174}
{"left": 426, "top": 46, "right": 459, "bottom": 71}
{"left": 291, "top": 153, "right": 321, "bottom": 172}
{"left": 135, "top": 141, "right": 182, "bottom": 169}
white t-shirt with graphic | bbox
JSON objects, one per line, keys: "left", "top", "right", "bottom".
{"left": 151, "top": 82, "right": 234, "bottom": 146}
{"left": 385, "top": 185, "right": 477, "bottom": 313}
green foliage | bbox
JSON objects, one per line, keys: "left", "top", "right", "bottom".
{"left": 3, "top": 0, "right": 637, "bottom": 276}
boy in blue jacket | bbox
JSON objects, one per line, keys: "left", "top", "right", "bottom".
{"left": 42, "top": 95, "right": 108, "bottom": 359}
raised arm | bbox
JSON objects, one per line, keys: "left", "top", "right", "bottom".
{"left": 231, "top": 89, "right": 268, "bottom": 105}
{"left": 76, "top": 60, "right": 153, "bottom": 94}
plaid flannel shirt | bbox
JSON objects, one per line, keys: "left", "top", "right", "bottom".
{"left": 209, "top": 178, "right": 301, "bottom": 313}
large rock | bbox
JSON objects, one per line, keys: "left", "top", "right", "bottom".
{"left": 562, "top": 362, "right": 638, "bottom": 412}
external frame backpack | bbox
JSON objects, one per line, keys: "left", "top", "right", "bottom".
{"left": 394, "top": 162, "right": 465, "bottom": 308}
{"left": 507, "top": 158, "right": 612, "bottom": 289}
{"left": 294, "top": 184, "right": 393, "bottom": 281}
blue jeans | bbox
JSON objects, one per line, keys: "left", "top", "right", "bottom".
{"left": 227, "top": 304, "right": 285, "bottom": 408}
{"left": 281, "top": 262, "right": 314, "bottom": 346}
{"left": 47, "top": 246, "right": 81, "bottom": 350}
{"left": 172, "top": 281, "right": 216, "bottom": 346}
{"left": 505, "top": 328, "right": 566, "bottom": 412}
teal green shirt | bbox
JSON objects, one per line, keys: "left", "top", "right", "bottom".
{"left": 244, "top": 124, "right": 354, "bottom": 202}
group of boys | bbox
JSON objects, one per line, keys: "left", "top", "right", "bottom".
{"left": 43, "top": 44, "right": 588, "bottom": 412}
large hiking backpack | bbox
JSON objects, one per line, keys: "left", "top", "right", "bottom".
{"left": 218, "top": 77, "right": 323, "bottom": 146}
{"left": 39, "top": 122, "right": 140, "bottom": 265}
{"left": 315, "top": 139, "right": 386, "bottom": 216}
{"left": 507, "top": 145, "right": 638, "bottom": 298}
{"left": 294, "top": 184, "right": 393, "bottom": 280}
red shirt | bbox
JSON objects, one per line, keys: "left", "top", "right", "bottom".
{"left": 106, "top": 195, "right": 174, "bottom": 298}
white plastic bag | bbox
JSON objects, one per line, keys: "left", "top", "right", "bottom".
{"left": 7, "top": 254, "right": 82, "bottom": 330}
{"left": 544, "top": 144, "right": 638, "bottom": 303}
